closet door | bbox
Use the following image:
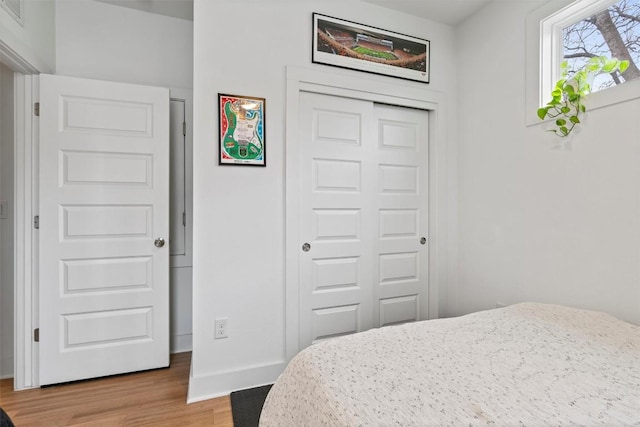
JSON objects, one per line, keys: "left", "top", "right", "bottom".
{"left": 298, "top": 92, "right": 375, "bottom": 348}
{"left": 373, "top": 104, "right": 429, "bottom": 327}
{"left": 297, "top": 92, "right": 429, "bottom": 349}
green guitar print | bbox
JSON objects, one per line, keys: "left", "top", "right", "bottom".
{"left": 219, "top": 95, "right": 265, "bottom": 165}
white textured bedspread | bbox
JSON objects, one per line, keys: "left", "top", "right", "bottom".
{"left": 259, "top": 303, "right": 640, "bottom": 426}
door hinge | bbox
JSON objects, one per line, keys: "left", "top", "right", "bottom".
{"left": 34, "top": 102, "right": 40, "bottom": 117}
{"left": 183, "top": 121, "right": 186, "bottom": 136}
{"left": 34, "top": 328, "right": 39, "bottom": 342}
{"left": 33, "top": 215, "right": 39, "bottom": 229}
{"left": 182, "top": 211, "right": 186, "bottom": 227}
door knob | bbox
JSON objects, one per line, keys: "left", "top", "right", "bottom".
{"left": 154, "top": 238, "right": 166, "bottom": 248}
{"left": 420, "top": 237, "right": 427, "bottom": 245}
{"left": 302, "top": 242, "right": 311, "bottom": 252}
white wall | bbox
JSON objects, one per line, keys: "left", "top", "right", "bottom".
{"left": 0, "top": 63, "right": 14, "bottom": 378}
{"left": 56, "top": 0, "right": 192, "bottom": 90}
{"left": 455, "top": 0, "right": 640, "bottom": 324}
{"left": 55, "top": 0, "right": 195, "bottom": 352}
{"left": 189, "top": 0, "right": 458, "bottom": 401}
{"left": 0, "top": 0, "right": 55, "bottom": 72}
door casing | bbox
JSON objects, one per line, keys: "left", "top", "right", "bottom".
{"left": 13, "top": 73, "right": 38, "bottom": 389}
{"left": 285, "top": 66, "right": 450, "bottom": 361}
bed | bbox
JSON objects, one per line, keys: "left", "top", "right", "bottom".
{"left": 259, "top": 303, "right": 640, "bottom": 426}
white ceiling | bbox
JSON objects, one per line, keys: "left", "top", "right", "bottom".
{"left": 96, "top": 0, "right": 491, "bottom": 26}
{"left": 96, "top": 0, "right": 194, "bottom": 21}
{"left": 364, "top": 0, "right": 491, "bottom": 25}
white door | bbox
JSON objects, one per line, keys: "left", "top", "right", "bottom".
{"left": 298, "top": 92, "right": 429, "bottom": 348}
{"left": 373, "top": 104, "right": 429, "bottom": 327}
{"left": 38, "top": 74, "right": 170, "bottom": 385}
{"left": 298, "top": 93, "right": 376, "bottom": 348}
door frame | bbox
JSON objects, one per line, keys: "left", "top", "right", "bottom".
{"left": 13, "top": 73, "right": 39, "bottom": 389}
{"left": 1, "top": 37, "right": 41, "bottom": 389}
{"left": 284, "top": 66, "right": 450, "bottom": 361}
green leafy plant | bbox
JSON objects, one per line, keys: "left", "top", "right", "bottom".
{"left": 537, "top": 56, "right": 629, "bottom": 137}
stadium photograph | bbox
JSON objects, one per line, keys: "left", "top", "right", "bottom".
{"left": 313, "top": 13, "right": 430, "bottom": 82}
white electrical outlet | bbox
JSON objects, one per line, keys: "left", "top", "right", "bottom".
{"left": 214, "top": 318, "right": 228, "bottom": 339}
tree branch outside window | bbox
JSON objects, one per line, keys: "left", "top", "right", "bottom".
{"left": 563, "top": 0, "right": 640, "bottom": 91}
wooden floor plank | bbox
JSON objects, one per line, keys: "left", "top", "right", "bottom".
{"left": 0, "top": 352, "right": 234, "bottom": 426}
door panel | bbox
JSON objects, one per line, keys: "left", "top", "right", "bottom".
{"left": 62, "top": 257, "right": 152, "bottom": 293}
{"left": 311, "top": 256, "right": 359, "bottom": 291}
{"left": 62, "top": 151, "right": 152, "bottom": 185}
{"left": 63, "top": 307, "right": 152, "bottom": 348}
{"left": 39, "top": 74, "right": 169, "bottom": 385}
{"left": 379, "top": 209, "right": 418, "bottom": 237}
{"left": 379, "top": 295, "right": 418, "bottom": 327}
{"left": 312, "top": 305, "right": 360, "bottom": 342}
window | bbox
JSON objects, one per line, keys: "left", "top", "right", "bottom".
{"left": 526, "top": 0, "right": 640, "bottom": 125}
{"left": 562, "top": 0, "right": 640, "bottom": 92}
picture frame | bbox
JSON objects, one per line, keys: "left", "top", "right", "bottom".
{"left": 312, "top": 13, "right": 430, "bottom": 84}
{"left": 218, "top": 93, "right": 266, "bottom": 166}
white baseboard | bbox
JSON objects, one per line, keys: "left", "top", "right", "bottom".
{"left": 187, "top": 361, "right": 285, "bottom": 404}
{"left": 0, "top": 355, "right": 14, "bottom": 379}
{"left": 171, "top": 333, "right": 192, "bottom": 354}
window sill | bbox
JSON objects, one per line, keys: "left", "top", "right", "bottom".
{"left": 527, "top": 78, "right": 640, "bottom": 127}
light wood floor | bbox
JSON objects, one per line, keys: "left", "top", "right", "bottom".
{"left": 0, "top": 352, "right": 233, "bottom": 426}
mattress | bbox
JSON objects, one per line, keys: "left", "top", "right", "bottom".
{"left": 259, "top": 303, "right": 640, "bottom": 426}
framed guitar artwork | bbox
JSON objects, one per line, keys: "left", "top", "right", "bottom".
{"left": 218, "top": 93, "right": 266, "bottom": 166}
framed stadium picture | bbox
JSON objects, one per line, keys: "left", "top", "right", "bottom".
{"left": 218, "top": 93, "right": 266, "bottom": 166}
{"left": 312, "top": 13, "right": 430, "bottom": 84}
